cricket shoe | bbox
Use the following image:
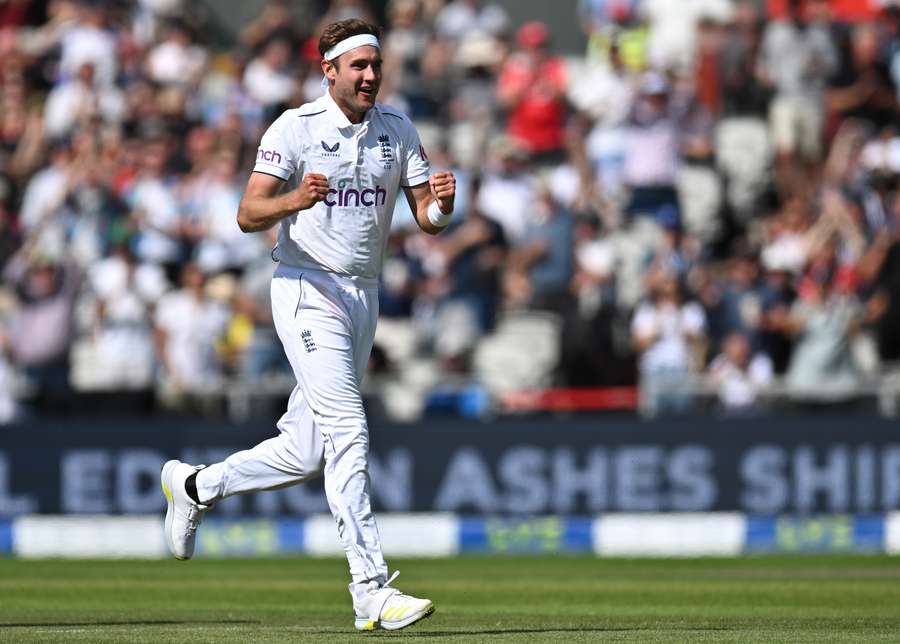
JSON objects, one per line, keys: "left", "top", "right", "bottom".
{"left": 353, "top": 571, "right": 435, "bottom": 631}
{"left": 160, "top": 460, "right": 210, "bottom": 560}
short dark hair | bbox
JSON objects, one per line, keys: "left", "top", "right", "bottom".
{"left": 318, "top": 19, "right": 381, "bottom": 59}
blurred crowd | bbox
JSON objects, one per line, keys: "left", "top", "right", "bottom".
{"left": 0, "top": 0, "right": 899, "bottom": 423}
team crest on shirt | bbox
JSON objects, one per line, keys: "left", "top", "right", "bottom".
{"left": 377, "top": 134, "right": 393, "bottom": 169}
{"left": 320, "top": 141, "right": 341, "bottom": 158}
{"left": 301, "top": 329, "right": 317, "bottom": 353}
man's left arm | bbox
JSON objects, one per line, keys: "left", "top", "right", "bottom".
{"left": 403, "top": 171, "right": 456, "bottom": 236}
{"left": 397, "top": 113, "right": 454, "bottom": 235}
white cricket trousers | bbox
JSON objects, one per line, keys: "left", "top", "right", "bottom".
{"left": 195, "top": 263, "right": 388, "bottom": 588}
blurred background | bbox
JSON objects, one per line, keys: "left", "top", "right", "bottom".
{"left": 1, "top": 0, "right": 900, "bottom": 558}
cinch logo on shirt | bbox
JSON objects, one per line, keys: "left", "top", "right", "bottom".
{"left": 324, "top": 182, "right": 387, "bottom": 208}
{"left": 257, "top": 148, "right": 283, "bottom": 164}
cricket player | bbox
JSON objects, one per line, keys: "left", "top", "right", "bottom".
{"left": 160, "top": 18, "right": 455, "bottom": 632}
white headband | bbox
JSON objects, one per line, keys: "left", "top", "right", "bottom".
{"left": 323, "top": 34, "right": 380, "bottom": 61}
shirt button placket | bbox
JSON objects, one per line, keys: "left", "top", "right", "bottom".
{"left": 356, "top": 122, "right": 368, "bottom": 166}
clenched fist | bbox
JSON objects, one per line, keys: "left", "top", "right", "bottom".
{"left": 294, "top": 173, "right": 330, "bottom": 211}
{"left": 429, "top": 171, "right": 456, "bottom": 214}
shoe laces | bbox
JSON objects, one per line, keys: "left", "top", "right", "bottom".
{"left": 374, "top": 571, "right": 405, "bottom": 600}
{"left": 184, "top": 465, "right": 207, "bottom": 535}
{"left": 185, "top": 504, "right": 205, "bottom": 535}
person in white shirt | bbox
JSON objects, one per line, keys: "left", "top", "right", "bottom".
{"left": 58, "top": 2, "right": 117, "bottom": 88}
{"left": 43, "top": 62, "right": 125, "bottom": 139}
{"left": 191, "top": 150, "right": 266, "bottom": 273}
{"left": 632, "top": 267, "right": 707, "bottom": 416}
{"left": 153, "top": 263, "right": 228, "bottom": 396}
{"left": 129, "top": 139, "right": 183, "bottom": 266}
{"left": 19, "top": 144, "right": 71, "bottom": 236}
{"left": 706, "top": 332, "right": 774, "bottom": 413}
{"left": 160, "top": 19, "right": 455, "bottom": 632}
{"left": 435, "top": 0, "right": 508, "bottom": 42}
{"left": 145, "top": 19, "right": 207, "bottom": 87}
{"left": 81, "top": 246, "right": 165, "bottom": 391}
{"left": 476, "top": 136, "right": 537, "bottom": 245}
{"left": 242, "top": 37, "right": 297, "bottom": 109}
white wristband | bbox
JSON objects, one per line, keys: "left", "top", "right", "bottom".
{"left": 427, "top": 200, "right": 452, "bottom": 227}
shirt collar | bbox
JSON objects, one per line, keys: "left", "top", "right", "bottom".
{"left": 323, "top": 90, "right": 374, "bottom": 130}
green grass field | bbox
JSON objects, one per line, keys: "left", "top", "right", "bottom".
{"left": 2, "top": 556, "right": 900, "bottom": 643}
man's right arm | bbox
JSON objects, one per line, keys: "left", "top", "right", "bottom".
{"left": 237, "top": 171, "right": 329, "bottom": 233}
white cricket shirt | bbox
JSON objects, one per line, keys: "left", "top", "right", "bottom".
{"left": 252, "top": 92, "right": 431, "bottom": 279}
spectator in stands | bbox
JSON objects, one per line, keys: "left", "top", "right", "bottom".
{"left": 379, "top": 229, "right": 422, "bottom": 319}
{"left": 760, "top": 195, "right": 814, "bottom": 277}
{"left": 631, "top": 266, "right": 707, "bottom": 416}
{"left": 435, "top": 180, "right": 507, "bottom": 333}
{"left": 677, "top": 62, "right": 722, "bottom": 245}
{"left": 145, "top": 18, "right": 207, "bottom": 88}
{"left": 153, "top": 263, "right": 228, "bottom": 403}
{"left": 447, "top": 32, "right": 504, "bottom": 170}
{"left": 190, "top": 149, "right": 265, "bottom": 273}
{"left": 240, "top": 0, "right": 302, "bottom": 52}
{"left": 497, "top": 21, "right": 568, "bottom": 164}
{"left": 18, "top": 141, "right": 73, "bottom": 258}
{"left": 382, "top": 0, "right": 435, "bottom": 119}
{"left": 58, "top": 1, "right": 117, "bottom": 88}
{"left": 233, "top": 258, "right": 289, "bottom": 378}
{"left": 61, "top": 132, "right": 128, "bottom": 267}
{"left": 862, "top": 192, "right": 900, "bottom": 362}
{"left": 828, "top": 22, "right": 899, "bottom": 132}
{"left": 435, "top": 0, "right": 508, "bottom": 43}
{"left": 716, "top": 1, "right": 772, "bottom": 221}
{"left": 572, "top": 31, "right": 635, "bottom": 209}
{"left": 242, "top": 36, "right": 298, "bottom": 118}
{"left": 784, "top": 245, "right": 863, "bottom": 402}
{"left": 641, "top": 0, "right": 733, "bottom": 75}
{"left": 571, "top": 216, "right": 617, "bottom": 317}
{"left": 505, "top": 184, "right": 575, "bottom": 315}
{"left": 131, "top": 0, "right": 185, "bottom": 46}
{"left": 476, "top": 136, "right": 537, "bottom": 245}
{"left": 215, "top": 286, "right": 282, "bottom": 379}
{"left": 700, "top": 242, "right": 765, "bottom": 355}
{"left": 75, "top": 233, "right": 163, "bottom": 391}
{"left": 759, "top": 0, "right": 838, "bottom": 197}
{"left": 757, "top": 251, "right": 797, "bottom": 375}
{"left": 706, "top": 331, "right": 774, "bottom": 414}
{"left": 4, "top": 254, "right": 81, "bottom": 410}
{"left": 622, "top": 71, "right": 681, "bottom": 229}
{"left": 43, "top": 61, "right": 125, "bottom": 139}
{"left": 822, "top": 120, "right": 881, "bottom": 238}
{"left": 562, "top": 214, "right": 634, "bottom": 386}
{"left": 857, "top": 128, "right": 900, "bottom": 233}
{"left": 127, "top": 137, "right": 184, "bottom": 273}
{"left": 577, "top": 0, "right": 643, "bottom": 66}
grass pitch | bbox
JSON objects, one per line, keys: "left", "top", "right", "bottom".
{"left": 1, "top": 556, "right": 900, "bottom": 642}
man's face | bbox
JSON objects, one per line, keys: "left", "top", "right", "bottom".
{"left": 324, "top": 45, "right": 382, "bottom": 115}
{"left": 724, "top": 334, "right": 749, "bottom": 367}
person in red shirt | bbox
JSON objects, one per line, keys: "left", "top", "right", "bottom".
{"left": 497, "top": 21, "right": 568, "bottom": 164}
